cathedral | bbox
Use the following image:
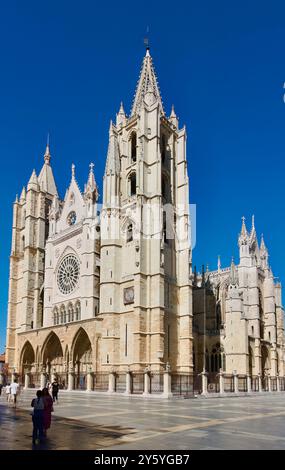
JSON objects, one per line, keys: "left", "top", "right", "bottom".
{"left": 4, "top": 49, "right": 285, "bottom": 395}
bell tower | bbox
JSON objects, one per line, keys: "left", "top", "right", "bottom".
{"left": 100, "top": 48, "right": 193, "bottom": 372}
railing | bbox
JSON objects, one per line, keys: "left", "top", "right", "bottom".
{"left": 238, "top": 375, "right": 247, "bottom": 392}
{"left": 223, "top": 374, "right": 234, "bottom": 392}
{"left": 150, "top": 373, "right": 164, "bottom": 394}
{"left": 251, "top": 376, "right": 259, "bottom": 392}
{"left": 114, "top": 373, "right": 126, "bottom": 393}
{"left": 94, "top": 373, "right": 108, "bottom": 392}
{"left": 131, "top": 371, "right": 144, "bottom": 394}
{"left": 14, "top": 370, "right": 285, "bottom": 397}
{"left": 171, "top": 374, "right": 194, "bottom": 397}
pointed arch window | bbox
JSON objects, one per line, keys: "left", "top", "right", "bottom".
{"left": 75, "top": 302, "right": 81, "bottom": 321}
{"left": 161, "top": 134, "right": 166, "bottom": 163}
{"left": 131, "top": 132, "right": 137, "bottom": 162}
{"left": 129, "top": 173, "right": 136, "bottom": 196}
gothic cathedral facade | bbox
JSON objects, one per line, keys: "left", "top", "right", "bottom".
{"left": 5, "top": 49, "right": 285, "bottom": 390}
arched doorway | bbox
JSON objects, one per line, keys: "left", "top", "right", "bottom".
{"left": 261, "top": 344, "right": 270, "bottom": 390}
{"left": 20, "top": 341, "right": 36, "bottom": 386}
{"left": 71, "top": 328, "right": 92, "bottom": 390}
{"left": 42, "top": 332, "right": 64, "bottom": 386}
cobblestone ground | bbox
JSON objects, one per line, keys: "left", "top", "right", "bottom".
{"left": 0, "top": 390, "right": 285, "bottom": 450}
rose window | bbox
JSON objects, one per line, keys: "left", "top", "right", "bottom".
{"left": 57, "top": 255, "right": 80, "bottom": 295}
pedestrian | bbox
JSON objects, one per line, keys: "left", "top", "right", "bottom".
{"left": 5, "top": 383, "right": 11, "bottom": 403}
{"left": 31, "top": 390, "right": 44, "bottom": 445}
{"left": 0, "top": 383, "right": 3, "bottom": 396}
{"left": 10, "top": 381, "right": 19, "bottom": 408}
{"left": 51, "top": 380, "right": 59, "bottom": 403}
{"left": 42, "top": 387, "right": 53, "bottom": 436}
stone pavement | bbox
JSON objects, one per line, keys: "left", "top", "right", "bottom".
{"left": 0, "top": 390, "right": 285, "bottom": 450}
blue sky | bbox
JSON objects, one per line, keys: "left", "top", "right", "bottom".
{"left": 0, "top": 1, "right": 285, "bottom": 352}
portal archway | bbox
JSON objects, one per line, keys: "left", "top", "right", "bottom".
{"left": 71, "top": 328, "right": 92, "bottom": 390}
{"left": 41, "top": 332, "right": 64, "bottom": 381}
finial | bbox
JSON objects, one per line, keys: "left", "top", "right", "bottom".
{"left": 71, "top": 163, "right": 75, "bottom": 179}
{"left": 217, "top": 255, "right": 221, "bottom": 272}
{"left": 144, "top": 26, "right": 150, "bottom": 53}
{"left": 44, "top": 133, "right": 51, "bottom": 164}
{"left": 89, "top": 162, "right": 94, "bottom": 172}
{"left": 251, "top": 214, "right": 255, "bottom": 230}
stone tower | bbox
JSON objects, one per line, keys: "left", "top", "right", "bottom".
{"left": 100, "top": 48, "right": 193, "bottom": 372}
{"left": 6, "top": 144, "right": 58, "bottom": 368}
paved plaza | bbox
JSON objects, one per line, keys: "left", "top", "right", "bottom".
{"left": 0, "top": 391, "right": 285, "bottom": 450}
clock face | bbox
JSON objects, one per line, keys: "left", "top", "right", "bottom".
{"left": 67, "top": 211, "right": 77, "bottom": 226}
{"left": 124, "top": 287, "right": 134, "bottom": 305}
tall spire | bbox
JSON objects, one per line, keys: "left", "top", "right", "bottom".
{"left": 85, "top": 162, "right": 98, "bottom": 201}
{"left": 131, "top": 49, "right": 164, "bottom": 117}
{"left": 249, "top": 214, "right": 257, "bottom": 240}
{"left": 238, "top": 216, "right": 248, "bottom": 247}
{"left": 105, "top": 121, "right": 120, "bottom": 175}
{"left": 116, "top": 101, "right": 126, "bottom": 126}
{"left": 44, "top": 133, "right": 51, "bottom": 164}
{"left": 230, "top": 257, "right": 237, "bottom": 285}
{"left": 38, "top": 139, "right": 58, "bottom": 196}
{"left": 217, "top": 255, "right": 221, "bottom": 273}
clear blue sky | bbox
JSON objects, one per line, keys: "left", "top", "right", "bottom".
{"left": 1, "top": 1, "right": 285, "bottom": 352}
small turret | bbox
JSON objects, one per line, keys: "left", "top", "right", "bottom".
{"left": 169, "top": 105, "right": 178, "bottom": 129}
{"left": 20, "top": 186, "right": 26, "bottom": 203}
{"left": 27, "top": 170, "right": 39, "bottom": 191}
{"left": 116, "top": 102, "right": 126, "bottom": 127}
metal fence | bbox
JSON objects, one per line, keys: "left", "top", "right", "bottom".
{"left": 150, "top": 373, "right": 164, "bottom": 394}
{"left": 94, "top": 373, "right": 109, "bottom": 392}
{"left": 207, "top": 373, "right": 220, "bottom": 393}
{"left": 271, "top": 377, "right": 277, "bottom": 392}
{"left": 171, "top": 374, "right": 194, "bottom": 397}
{"left": 251, "top": 376, "right": 259, "bottom": 392}
{"left": 114, "top": 373, "right": 126, "bottom": 393}
{"left": 131, "top": 372, "right": 144, "bottom": 394}
{"left": 262, "top": 376, "right": 269, "bottom": 392}
{"left": 224, "top": 374, "right": 234, "bottom": 392}
{"left": 238, "top": 375, "right": 247, "bottom": 392}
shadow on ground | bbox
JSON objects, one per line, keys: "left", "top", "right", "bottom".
{"left": 0, "top": 404, "right": 134, "bottom": 450}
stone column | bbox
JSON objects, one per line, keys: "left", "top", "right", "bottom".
{"left": 233, "top": 371, "right": 238, "bottom": 394}
{"left": 201, "top": 370, "right": 208, "bottom": 395}
{"left": 143, "top": 368, "right": 151, "bottom": 395}
{"left": 218, "top": 369, "right": 224, "bottom": 395}
{"left": 40, "top": 373, "right": 46, "bottom": 389}
{"left": 86, "top": 370, "right": 94, "bottom": 392}
{"left": 125, "top": 370, "right": 132, "bottom": 395}
{"left": 268, "top": 375, "right": 272, "bottom": 392}
{"left": 24, "top": 373, "right": 30, "bottom": 390}
{"left": 258, "top": 373, "right": 262, "bottom": 392}
{"left": 108, "top": 371, "right": 115, "bottom": 393}
{"left": 163, "top": 364, "right": 172, "bottom": 398}
{"left": 247, "top": 375, "right": 251, "bottom": 393}
{"left": 68, "top": 366, "right": 74, "bottom": 391}
{"left": 276, "top": 374, "right": 280, "bottom": 392}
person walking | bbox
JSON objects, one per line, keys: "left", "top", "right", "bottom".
{"left": 10, "top": 381, "right": 19, "bottom": 408}
{"left": 51, "top": 380, "right": 59, "bottom": 403}
{"left": 42, "top": 387, "right": 53, "bottom": 436}
{"left": 5, "top": 383, "right": 11, "bottom": 403}
{"left": 0, "top": 383, "right": 3, "bottom": 396}
{"left": 31, "top": 390, "right": 45, "bottom": 445}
